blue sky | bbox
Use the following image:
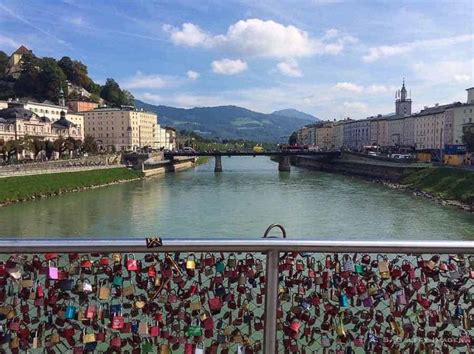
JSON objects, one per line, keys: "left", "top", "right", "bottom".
{"left": 0, "top": 0, "right": 472, "bottom": 119}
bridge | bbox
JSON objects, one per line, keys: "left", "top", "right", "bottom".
{"left": 164, "top": 150, "right": 340, "bottom": 172}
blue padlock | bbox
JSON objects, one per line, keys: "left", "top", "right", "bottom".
{"left": 131, "top": 320, "right": 139, "bottom": 333}
{"left": 65, "top": 305, "right": 76, "bottom": 319}
{"left": 339, "top": 294, "right": 349, "bottom": 307}
{"left": 455, "top": 304, "right": 464, "bottom": 317}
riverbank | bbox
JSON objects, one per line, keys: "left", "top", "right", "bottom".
{"left": 0, "top": 167, "right": 143, "bottom": 207}
{"left": 387, "top": 167, "right": 473, "bottom": 212}
{"left": 196, "top": 156, "right": 209, "bottom": 165}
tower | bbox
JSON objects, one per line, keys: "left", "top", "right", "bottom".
{"left": 395, "top": 79, "right": 412, "bottom": 116}
{"left": 58, "top": 85, "right": 66, "bottom": 107}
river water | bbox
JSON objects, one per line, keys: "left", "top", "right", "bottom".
{"left": 0, "top": 157, "right": 472, "bottom": 239}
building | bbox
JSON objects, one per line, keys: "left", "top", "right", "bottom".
{"left": 83, "top": 107, "right": 159, "bottom": 151}
{"left": 0, "top": 102, "right": 82, "bottom": 144}
{"left": 314, "top": 122, "right": 334, "bottom": 150}
{"left": 333, "top": 119, "right": 349, "bottom": 150}
{"left": 5, "top": 46, "right": 31, "bottom": 79}
{"left": 444, "top": 87, "right": 474, "bottom": 145}
{"left": 67, "top": 100, "right": 99, "bottom": 113}
{"left": 395, "top": 79, "right": 412, "bottom": 116}
{"left": 413, "top": 103, "right": 454, "bottom": 150}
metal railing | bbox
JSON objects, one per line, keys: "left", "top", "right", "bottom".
{"left": 0, "top": 238, "right": 473, "bottom": 353}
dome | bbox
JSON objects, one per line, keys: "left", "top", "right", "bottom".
{"left": 0, "top": 106, "right": 36, "bottom": 121}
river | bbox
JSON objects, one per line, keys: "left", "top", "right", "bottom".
{"left": 0, "top": 157, "right": 472, "bottom": 239}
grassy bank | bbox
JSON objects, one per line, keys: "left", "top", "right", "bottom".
{"left": 0, "top": 167, "right": 143, "bottom": 205}
{"left": 401, "top": 167, "right": 474, "bottom": 205}
{"left": 196, "top": 156, "right": 209, "bottom": 165}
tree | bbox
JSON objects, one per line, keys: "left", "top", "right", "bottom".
{"left": 64, "top": 137, "right": 81, "bottom": 156}
{"left": 15, "top": 53, "right": 41, "bottom": 98}
{"left": 4, "top": 140, "right": 23, "bottom": 162}
{"left": 23, "top": 136, "right": 46, "bottom": 159}
{"left": 288, "top": 131, "right": 298, "bottom": 145}
{"left": 53, "top": 137, "right": 67, "bottom": 158}
{"left": 0, "top": 51, "right": 8, "bottom": 79}
{"left": 38, "top": 58, "right": 67, "bottom": 102}
{"left": 100, "top": 78, "right": 122, "bottom": 107}
{"left": 58, "top": 56, "right": 92, "bottom": 89}
{"left": 82, "top": 135, "right": 98, "bottom": 154}
{"left": 44, "top": 140, "right": 55, "bottom": 159}
{"left": 121, "top": 89, "right": 135, "bottom": 106}
{"left": 462, "top": 129, "right": 474, "bottom": 152}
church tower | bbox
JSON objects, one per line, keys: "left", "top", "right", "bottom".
{"left": 395, "top": 79, "right": 412, "bottom": 116}
{"left": 58, "top": 85, "right": 66, "bottom": 107}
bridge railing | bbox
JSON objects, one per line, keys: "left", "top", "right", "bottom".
{"left": 0, "top": 238, "right": 473, "bottom": 353}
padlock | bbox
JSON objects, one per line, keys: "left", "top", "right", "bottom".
{"left": 65, "top": 303, "right": 76, "bottom": 319}
{"left": 98, "top": 279, "right": 110, "bottom": 300}
{"left": 126, "top": 253, "right": 139, "bottom": 271}
{"left": 112, "top": 312, "right": 125, "bottom": 329}
{"left": 289, "top": 320, "right": 300, "bottom": 333}
{"left": 86, "top": 303, "right": 97, "bottom": 319}
{"left": 83, "top": 330, "right": 96, "bottom": 344}
{"left": 186, "top": 254, "right": 196, "bottom": 270}
{"left": 48, "top": 261, "right": 59, "bottom": 280}
{"left": 82, "top": 279, "right": 93, "bottom": 293}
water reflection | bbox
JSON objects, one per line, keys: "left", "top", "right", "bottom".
{"left": 0, "top": 157, "right": 472, "bottom": 239}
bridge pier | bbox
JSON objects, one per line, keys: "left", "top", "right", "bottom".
{"left": 278, "top": 156, "right": 291, "bottom": 172}
{"left": 214, "top": 155, "right": 222, "bottom": 172}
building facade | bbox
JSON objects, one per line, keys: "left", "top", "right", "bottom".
{"left": 314, "top": 122, "right": 334, "bottom": 150}
{"left": 83, "top": 107, "right": 159, "bottom": 151}
{"left": 67, "top": 100, "right": 99, "bottom": 113}
{"left": 0, "top": 103, "right": 82, "bottom": 144}
{"left": 5, "top": 46, "right": 31, "bottom": 79}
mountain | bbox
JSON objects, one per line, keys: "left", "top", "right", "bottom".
{"left": 272, "top": 108, "right": 320, "bottom": 122}
{"left": 135, "top": 100, "right": 316, "bottom": 142}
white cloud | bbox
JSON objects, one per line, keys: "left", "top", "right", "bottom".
{"left": 163, "top": 23, "right": 213, "bottom": 47}
{"left": 186, "top": 70, "right": 200, "bottom": 80}
{"left": 334, "top": 82, "right": 397, "bottom": 95}
{"left": 343, "top": 101, "right": 368, "bottom": 111}
{"left": 334, "top": 82, "right": 363, "bottom": 93}
{"left": 211, "top": 59, "right": 248, "bottom": 75}
{"left": 141, "top": 92, "right": 231, "bottom": 108}
{"left": 276, "top": 59, "right": 302, "bottom": 77}
{"left": 0, "top": 34, "right": 19, "bottom": 49}
{"left": 363, "top": 34, "right": 474, "bottom": 62}
{"left": 412, "top": 59, "right": 474, "bottom": 85}
{"left": 122, "top": 71, "right": 170, "bottom": 89}
{"left": 164, "top": 19, "right": 356, "bottom": 59}
{"left": 69, "top": 16, "right": 84, "bottom": 27}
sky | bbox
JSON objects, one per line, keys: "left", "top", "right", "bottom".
{"left": 0, "top": 0, "right": 473, "bottom": 119}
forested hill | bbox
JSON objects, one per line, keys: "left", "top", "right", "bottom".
{"left": 135, "top": 99, "right": 316, "bottom": 142}
{"left": 0, "top": 48, "right": 132, "bottom": 107}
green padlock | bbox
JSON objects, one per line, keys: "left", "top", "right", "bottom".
{"left": 215, "top": 261, "right": 225, "bottom": 273}
{"left": 141, "top": 339, "right": 153, "bottom": 353}
{"left": 113, "top": 275, "right": 123, "bottom": 287}
{"left": 355, "top": 264, "right": 364, "bottom": 275}
{"left": 187, "top": 324, "right": 203, "bottom": 337}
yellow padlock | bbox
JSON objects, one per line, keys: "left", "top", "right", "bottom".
{"left": 160, "top": 344, "right": 170, "bottom": 354}
{"left": 186, "top": 254, "right": 196, "bottom": 270}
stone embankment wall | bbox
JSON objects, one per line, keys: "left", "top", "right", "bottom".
{"left": 0, "top": 155, "right": 122, "bottom": 178}
{"left": 293, "top": 152, "right": 426, "bottom": 181}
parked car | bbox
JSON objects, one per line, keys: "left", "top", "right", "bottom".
{"left": 182, "top": 147, "right": 196, "bottom": 153}
{"left": 253, "top": 145, "right": 265, "bottom": 153}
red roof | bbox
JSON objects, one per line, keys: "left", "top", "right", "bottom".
{"left": 13, "top": 45, "right": 30, "bottom": 55}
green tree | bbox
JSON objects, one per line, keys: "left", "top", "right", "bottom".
{"left": 121, "top": 89, "right": 135, "bottom": 106}
{"left": 58, "top": 56, "right": 92, "bottom": 89}
{"left": 38, "top": 58, "right": 67, "bottom": 102}
{"left": 53, "top": 137, "right": 67, "bottom": 158}
{"left": 44, "top": 140, "right": 55, "bottom": 159}
{"left": 4, "top": 140, "right": 23, "bottom": 162}
{"left": 0, "top": 51, "right": 8, "bottom": 79}
{"left": 462, "top": 129, "right": 474, "bottom": 152}
{"left": 288, "top": 131, "right": 298, "bottom": 145}
{"left": 100, "top": 78, "right": 122, "bottom": 106}
{"left": 15, "top": 53, "right": 41, "bottom": 98}
{"left": 82, "top": 135, "right": 98, "bottom": 154}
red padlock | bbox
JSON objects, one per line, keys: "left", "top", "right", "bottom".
{"left": 289, "top": 320, "right": 300, "bottom": 333}
{"left": 111, "top": 313, "right": 124, "bottom": 329}
{"left": 126, "top": 254, "right": 139, "bottom": 271}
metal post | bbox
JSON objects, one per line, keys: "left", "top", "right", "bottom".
{"left": 264, "top": 250, "right": 279, "bottom": 352}
{"left": 214, "top": 155, "right": 222, "bottom": 172}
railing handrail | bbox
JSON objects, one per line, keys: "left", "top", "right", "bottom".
{"left": 1, "top": 238, "right": 473, "bottom": 253}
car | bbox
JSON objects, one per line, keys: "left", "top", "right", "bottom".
{"left": 253, "top": 145, "right": 265, "bottom": 153}
{"left": 182, "top": 147, "right": 196, "bottom": 153}
{"left": 368, "top": 151, "right": 378, "bottom": 156}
